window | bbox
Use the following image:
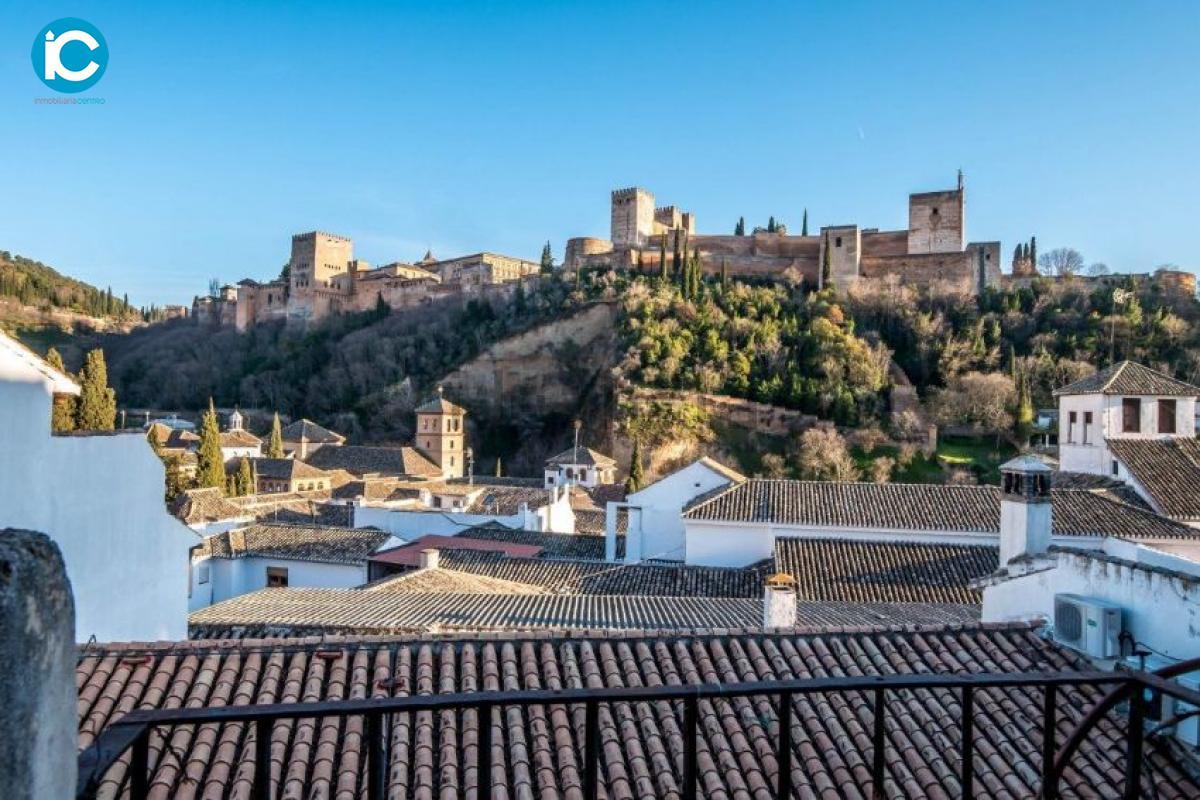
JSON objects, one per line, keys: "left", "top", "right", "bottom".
{"left": 1122, "top": 398, "right": 1141, "bottom": 433}
{"left": 266, "top": 567, "right": 289, "bottom": 588}
{"left": 1083, "top": 411, "right": 1092, "bottom": 444}
{"left": 1068, "top": 411, "right": 1077, "bottom": 443}
{"left": 1112, "top": 460, "right": 1119, "bottom": 477}
{"left": 197, "top": 564, "right": 210, "bottom": 585}
{"left": 449, "top": 456, "right": 455, "bottom": 467}
{"left": 835, "top": 236, "right": 843, "bottom": 248}
{"left": 931, "top": 207, "right": 939, "bottom": 216}
{"left": 1159, "top": 399, "right": 1177, "bottom": 434}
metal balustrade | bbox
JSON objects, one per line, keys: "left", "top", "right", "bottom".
{"left": 77, "top": 661, "right": 1200, "bottom": 800}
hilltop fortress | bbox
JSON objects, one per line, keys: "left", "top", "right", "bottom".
{"left": 194, "top": 233, "right": 539, "bottom": 329}
{"left": 566, "top": 174, "right": 1003, "bottom": 293}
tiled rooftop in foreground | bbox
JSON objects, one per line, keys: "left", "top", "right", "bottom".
{"left": 76, "top": 623, "right": 1200, "bottom": 798}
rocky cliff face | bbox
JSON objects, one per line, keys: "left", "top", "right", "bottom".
{"left": 441, "top": 302, "right": 619, "bottom": 416}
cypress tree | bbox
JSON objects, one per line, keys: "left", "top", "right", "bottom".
{"left": 735, "top": 217, "right": 745, "bottom": 236}
{"left": 801, "top": 209, "right": 809, "bottom": 236}
{"left": 494, "top": 457, "right": 503, "bottom": 477}
{"left": 625, "top": 438, "right": 645, "bottom": 494}
{"left": 196, "top": 399, "right": 226, "bottom": 490}
{"left": 540, "top": 241, "right": 554, "bottom": 273}
{"left": 237, "top": 457, "right": 254, "bottom": 496}
{"left": 163, "top": 455, "right": 187, "bottom": 502}
{"left": 45, "top": 347, "right": 76, "bottom": 433}
{"left": 74, "top": 348, "right": 116, "bottom": 430}
{"left": 658, "top": 236, "right": 668, "bottom": 278}
{"left": 767, "top": 216, "right": 777, "bottom": 234}
{"left": 1029, "top": 236, "right": 1037, "bottom": 269}
{"left": 266, "top": 412, "right": 284, "bottom": 458}
{"left": 672, "top": 232, "right": 682, "bottom": 275}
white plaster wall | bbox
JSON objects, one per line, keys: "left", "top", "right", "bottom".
{"left": 0, "top": 378, "right": 197, "bottom": 642}
{"left": 1057, "top": 394, "right": 1107, "bottom": 473}
{"left": 622, "top": 461, "right": 739, "bottom": 562}
{"left": 353, "top": 506, "right": 523, "bottom": 538}
{"left": 191, "top": 556, "right": 368, "bottom": 609}
{"left": 982, "top": 548, "right": 1200, "bottom": 661}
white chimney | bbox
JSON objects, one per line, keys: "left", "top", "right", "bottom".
{"left": 998, "top": 455, "right": 1053, "bottom": 565}
{"left": 419, "top": 548, "right": 439, "bottom": 570}
{"left": 762, "top": 573, "right": 798, "bottom": 628}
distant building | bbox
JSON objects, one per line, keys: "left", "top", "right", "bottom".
{"left": 280, "top": 417, "right": 345, "bottom": 460}
{"left": 544, "top": 445, "right": 618, "bottom": 488}
{"left": 250, "top": 457, "right": 333, "bottom": 494}
{"left": 0, "top": 331, "right": 196, "bottom": 642}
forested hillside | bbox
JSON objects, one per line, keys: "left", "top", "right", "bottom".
{"left": 0, "top": 250, "right": 141, "bottom": 320}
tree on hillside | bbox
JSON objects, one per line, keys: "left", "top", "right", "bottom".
{"left": 658, "top": 236, "right": 668, "bottom": 278}
{"left": 45, "top": 347, "right": 77, "bottom": 433}
{"left": 793, "top": 427, "right": 860, "bottom": 481}
{"left": 870, "top": 456, "right": 895, "bottom": 484}
{"left": 196, "top": 399, "right": 226, "bottom": 490}
{"left": 1029, "top": 236, "right": 1037, "bottom": 269}
{"left": 735, "top": 217, "right": 745, "bottom": 236}
{"left": 540, "top": 241, "right": 554, "bottom": 273}
{"left": 625, "top": 438, "right": 645, "bottom": 494}
{"left": 266, "top": 412, "right": 284, "bottom": 458}
{"left": 1087, "top": 262, "right": 1110, "bottom": 276}
{"left": 671, "top": 233, "right": 682, "bottom": 275}
{"left": 74, "top": 348, "right": 116, "bottom": 430}
{"left": 767, "top": 216, "right": 777, "bottom": 234}
{"left": 801, "top": 209, "right": 808, "bottom": 237}
{"left": 1039, "top": 247, "right": 1084, "bottom": 277}
{"left": 235, "top": 457, "right": 255, "bottom": 496}
{"left": 930, "top": 371, "right": 1016, "bottom": 444}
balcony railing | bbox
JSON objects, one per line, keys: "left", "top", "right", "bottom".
{"left": 77, "top": 660, "right": 1200, "bottom": 800}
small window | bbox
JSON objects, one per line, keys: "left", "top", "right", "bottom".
{"left": 197, "top": 564, "right": 210, "bottom": 585}
{"left": 1068, "top": 410, "right": 1077, "bottom": 443}
{"left": 931, "top": 207, "right": 939, "bottom": 216}
{"left": 835, "top": 236, "right": 843, "bottom": 248}
{"left": 1083, "top": 411, "right": 1092, "bottom": 444}
{"left": 1112, "top": 460, "right": 1119, "bottom": 477}
{"left": 266, "top": 567, "right": 289, "bottom": 588}
{"left": 1159, "top": 399, "right": 1177, "bottom": 434}
{"left": 1122, "top": 399, "right": 1141, "bottom": 433}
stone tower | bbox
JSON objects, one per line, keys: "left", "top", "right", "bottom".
{"left": 611, "top": 187, "right": 655, "bottom": 247}
{"left": 289, "top": 231, "right": 354, "bottom": 294}
{"left": 907, "top": 180, "right": 966, "bottom": 254}
{"left": 998, "top": 455, "right": 1052, "bottom": 566}
{"left": 414, "top": 387, "right": 467, "bottom": 479}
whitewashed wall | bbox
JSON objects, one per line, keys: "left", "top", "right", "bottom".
{"left": 190, "top": 555, "right": 370, "bottom": 610}
{"left": 617, "top": 461, "right": 740, "bottom": 562}
{"left": 0, "top": 375, "right": 197, "bottom": 642}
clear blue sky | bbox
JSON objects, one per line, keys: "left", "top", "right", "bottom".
{"left": 2, "top": 1, "right": 1197, "bottom": 307}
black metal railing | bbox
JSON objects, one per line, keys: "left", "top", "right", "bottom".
{"left": 77, "top": 663, "right": 1200, "bottom": 800}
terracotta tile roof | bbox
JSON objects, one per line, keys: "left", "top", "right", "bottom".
{"left": 306, "top": 444, "right": 441, "bottom": 478}
{"left": 414, "top": 394, "right": 467, "bottom": 414}
{"left": 429, "top": 550, "right": 770, "bottom": 597}
{"left": 76, "top": 624, "right": 1199, "bottom": 798}
{"left": 458, "top": 522, "right": 620, "bottom": 559}
{"left": 774, "top": 537, "right": 996, "bottom": 605}
{"left": 279, "top": 418, "right": 345, "bottom": 444}
{"left": 169, "top": 487, "right": 245, "bottom": 525}
{"left": 218, "top": 429, "right": 262, "bottom": 448}
{"left": 1052, "top": 471, "right": 1153, "bottom": 509}
{"left": 546, "top": 445, "right": 617, "bottom": 468}
{"left": 223, "top": 494, "right": 354, "bottom": 527}
{"left": 163, "top": 428, "right": 200, "bottom": 449}
{"left": 1108, "top": 438, "right": 1200, "bottom": 521}
{"left": 370, "top": 534, "right": 544, "bottom": 567}
{"left": 188, "top": 590, "right": 764, "bottom": 635}
{"left": 196, "top": 523, "right": 391, "bottom": 565}
{"left": 251, "top": 457, "right": 330, "bottom": 481}
{"left": 684, "top": 479, "right": 1200, "bottom": 540}
{"left": 464, "top": 485, "right": 552, "bottom": 514}
{"left": 1053, "top": 360, "right": 1200, "bottom": 396}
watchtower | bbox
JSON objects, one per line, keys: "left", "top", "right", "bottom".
{"left": 611, "top": 187, "right": 655, "bottom": 247}
{"left": 414, "top": 387, "right": 467, "bottom": 479}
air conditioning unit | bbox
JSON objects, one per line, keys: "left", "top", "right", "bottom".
{"left": 1053, "top": 594, "right": 1123, "bottom": 658}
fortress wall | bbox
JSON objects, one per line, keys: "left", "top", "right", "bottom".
{"left": 860, "top": 252, "right": 976, "bottom": 291}
{"left": 861, "top": 230, "right": 909, "bottom": 257}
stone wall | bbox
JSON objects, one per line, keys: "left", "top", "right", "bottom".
{"left": 626, "top": 387, "right": 819, "bottom": 437}
{"left": 908, "top": 188, "right": 965, "bottom": 254}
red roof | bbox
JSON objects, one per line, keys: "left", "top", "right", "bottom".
{"left": 370, "top": 534, "right": 542, "bottom": 566}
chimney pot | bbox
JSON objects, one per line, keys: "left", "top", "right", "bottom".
{"left": 763, "top": 573, "right": 797, "bottom": 629}
{"left": 419, "top": 548, "right": 439, "bottom": 570}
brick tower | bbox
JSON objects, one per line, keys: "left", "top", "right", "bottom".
{"left": 414, "top": 387, "right": 467, "bottom": 479}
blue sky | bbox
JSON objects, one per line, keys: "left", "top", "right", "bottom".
{"left": 1, "top": 1, "right": 1197, "bottom": 307}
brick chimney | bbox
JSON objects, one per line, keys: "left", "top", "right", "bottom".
{"left": 999, "top": 455, "right": 1053, "bottom": 565}
{"left": 762, "top": 573, "right": 798, "bottom": 629}
{"left": 419, "top": 548, "right": 439, "bottom": 570}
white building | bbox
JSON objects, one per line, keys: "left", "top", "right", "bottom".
{"left": 544, "top": 445, "right": 618, "bottom": 488}
{"left": 1055, "top": 362, "right": 1200, "bottom": 528}
{"left": 604, "top": 457, "right": 746, "bottom": 562}
{"left": 0, "top": 332, "right": 197, "bottom": 642}
{"left": 354, "top": 482, "right": 576, "bottom": 539}
{"left": 189, "top": 522, "right": 398, "bottom": 610}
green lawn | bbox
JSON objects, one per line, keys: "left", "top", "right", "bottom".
{"left": 853, "top": 435, "right": 1016, "bottom": 485}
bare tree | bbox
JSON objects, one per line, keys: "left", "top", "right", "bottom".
{"left": 792, "top": 427, "right": 860, "bottom": 481}
{"left": 1038, "top": 248, "right": 1084, "bottom": 277}
{"left": 1086, "top": 262, "right": 1110, "bottom": 276}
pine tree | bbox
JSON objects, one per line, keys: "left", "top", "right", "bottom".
{"left": 734, "top": 217, "right": 745, "bottom": 236}
{"left": 540, "top": 241, "right": 554, "bottom": 273}
{"left": 494, "top": 457, "right": 503, "bottom": 478}
{"left": 821, "top": 233, "right": 832, "bottom": 289}
{"left": 625, "top": 439, "right": 645, "bottom": 494}
{"left": 74, "top": 348, "right": 116, "bottom": 430}
{"left": 266, "top": 412, "right": 284, "bottom": 458}
{"left": 801, "top": 209, "right": 809, "bottom": 237}
{"left": 45, "top": 347, "right": 76, "bottom": 433}
{"left": 196, "top": 399, "right": 226, "bottom": 490}
{"left": 236, "top": 457, "right": 254, "bottom": 496}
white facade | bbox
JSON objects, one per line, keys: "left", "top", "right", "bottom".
{"left": 353, "top": 485, "right": 575, "bottom": 539}
{"left": 189, "top": 551, "right": 393, "bottom": 611}
{"left": 544, "top": 462, "right": 616, "bottom": 489}
{"left": 0, "top": 334, "right": 197, "bottom": 642}
{"left": 982, "top": 539, "right": 1200, "bottom": 662}
{"left": 1059, "top": 391, "right": 1196, "bottom": 476}
{"left": 608, "top": 458, "right": 743, "bottom": 562}
{"left": 220, "top": 443, "right": 262, "bottom": 461}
